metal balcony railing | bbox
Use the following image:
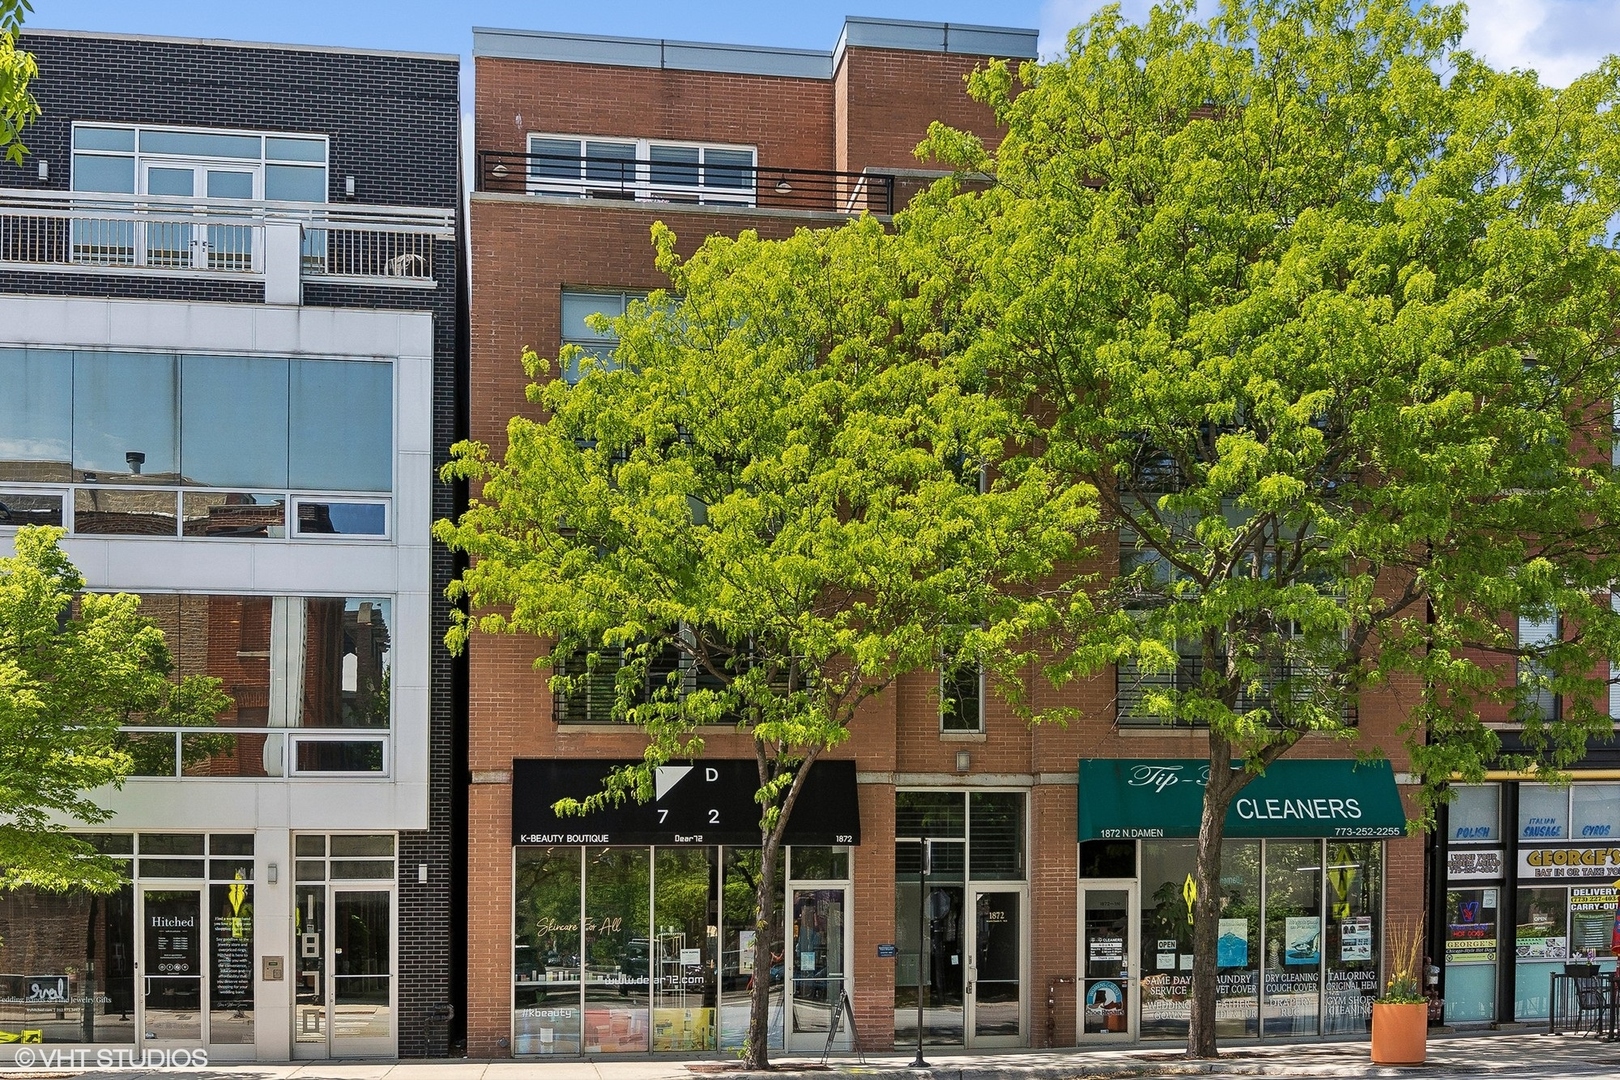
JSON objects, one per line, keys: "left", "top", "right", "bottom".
{"left": 0, "top": 189, "right": 454, "bottom": 285}
{"left": 478, "top": 150, "right": 896, "bottom": 216}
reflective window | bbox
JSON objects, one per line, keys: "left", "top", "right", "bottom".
{"left": 0, "top": 884, "right": 136, "bottom": 1044}
{"left": 182, "top": 492, "right": 285, "bottom": 538}
{"left": 139, "top": 130, "right": 261, "bottom": 158}
{"left": 529, "top": 137, "right": 581, "bottom": 180}
{"left": 1324, "top": 843, "right": 1381, "bottom": 1034}
{"left": 1262, "top": 841, "right": 1321, "bottom": 1037}
{"left": 560, "top": 291, "right": 640, "bottom": 384}
{"left": 74, "top": 488, "right": 178, "bottom": 536}
{"left": 704, "top": 148, "right": 754, "bottom": 190}
{"left": 294, "top": 741, "right": 385, "bottom": 774}
{"left": 289, "top": 360, "right": 392, "bottom": 491}
{"left": 967, "top": 792, "right": 1024, "bottom": 880}
{"left": 74, "top": 126, "right": 135, "bottom": 151}
{"left": 0, "top": 492, "right": 63, "bottom": 527}
{"left": 649, "top": 145, "right": 699, "bottom": 187}
{"left": 583, "top": 847, "right": 650, "bottom": 1052}
{"left": 583, "top": 140, "right": 636, "bottom": 184}
{"left": 0, "top": 348, "right": 72, "bottom": 480}
{"left": 295, "top": 501, "right": 387, "bottom": 537}
{"left": 266, "top": 137, "right": 326, "bottom": 162}
{"left": 72, "top": 154, "right": 135, "bottom": 193}
{"left": 180, "top": 355, "right": 289, "bottom": 489}
{"left": 515, "top": 847, "right": 584, "bottom": 1054}
{"left": 73, "top": 352, "right": 178, "bottom": 481}
{"left": 266, "top": 165, "right": 326, "bottom": 202}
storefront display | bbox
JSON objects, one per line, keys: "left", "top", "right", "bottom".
{"left": 1080, "top": 759, "right": 1398, "bottom": 1042}
{"left": 1441, "top": 781, "right": 1620, "bottom": 1024}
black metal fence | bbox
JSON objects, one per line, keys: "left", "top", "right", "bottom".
{"left": 478, "top": 150, "right": 895, "bottom": 216}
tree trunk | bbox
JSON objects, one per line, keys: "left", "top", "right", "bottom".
{"left": 1186, "top": 749, "right": 1240, "bottom": 1060}
{"left": 746, "top": 830, "right": 784, "bottom": 1069}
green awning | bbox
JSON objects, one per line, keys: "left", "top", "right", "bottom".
{"left": 1077, "top": 758, "right": 1407, "bottom": 841}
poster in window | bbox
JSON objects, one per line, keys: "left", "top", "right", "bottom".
{"left": 1217, "top": 918, "right": 1248, "bottom": 968}
{"left": 1570, "top": 886, "right": 1618, "bottom": 957}
{"left": 1340, "top": 916, "right": 1372, "bottom": 962}
{"left": 1284, "top": 917, "right": 1321, "bottom": 965}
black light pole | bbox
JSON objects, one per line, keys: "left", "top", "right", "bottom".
{"left": 911, "top": 838, "right": 932, "bottom": 1069}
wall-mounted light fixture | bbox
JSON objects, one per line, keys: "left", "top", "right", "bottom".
{"left": 774, "top": 178, "right": 793, "bottom": 194}
{"left": 418, "top": 863, "right": 428, "bottom": 883}
{"left": 955, "top": 750, "right": 971, "bottom": 773}
{"left": 344, "top": 175, "right": 356, "bottom": 197}
{"left": 36, "top": 159, "right": 47, "bottom": 181}
{"left": 267, "top": 862, "right": 279, "bottom": 884}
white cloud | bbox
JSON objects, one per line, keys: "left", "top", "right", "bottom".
{"left": 1460, "top": 0, "right": 1620, "bottom": 86}
{"left": 1039, "top": 0, "right": 1620, "bottom": 84}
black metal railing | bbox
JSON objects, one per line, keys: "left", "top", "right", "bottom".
{"left": 478, "top": 150, "right": 895, "bottom": 216}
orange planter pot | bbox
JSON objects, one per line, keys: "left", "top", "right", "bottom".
{"left": 1370, "top": 1002, "right": 1427, "bottom": 1065}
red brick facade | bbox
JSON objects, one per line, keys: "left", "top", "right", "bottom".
{"left": 466, "top": 19, "right": 1423, "bottom": 1058}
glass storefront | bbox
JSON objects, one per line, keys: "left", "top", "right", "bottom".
{"left": 1094, "top": 838, "right": 1382, "bottom": 1040}
{"left": 0, "top": 834, "right": 253, "bottom": 1048}
{"left": 1444, "top": 781, "right": 1620, "bottom": 1023}
{"left": 893, "top": 789, "right": 1027, "bottom": 1048}
{"left": 513, "top": 844, "right": 846, "bottom": 1056}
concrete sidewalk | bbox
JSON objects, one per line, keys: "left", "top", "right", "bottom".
{"left": 18, "top": 1031, "right": 1620, "bottom": 1080}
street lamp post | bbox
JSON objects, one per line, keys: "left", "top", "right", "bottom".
{"left": 911, "top": 838, "right": 933, "bottom": 1069}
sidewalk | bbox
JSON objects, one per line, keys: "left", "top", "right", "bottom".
{"left": 20, "top": 1031, "right": 1620, "bottom": 1080}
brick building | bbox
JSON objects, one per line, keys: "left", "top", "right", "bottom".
{"left": 0, "top": 31, "right": 460, "bottom": 1062}
{"left": 465, "top": 15, "right": 1425, "bottom": 1059}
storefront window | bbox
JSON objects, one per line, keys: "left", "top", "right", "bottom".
{"left": 0, "top": 884, "right": 135, "bottom": 1044}
{"left": 1138, "top": 840, "right": 1260, "bottom": 1040}
{"left": 1263, "top": 841, "right": 1321, "bottom": 1037}
{"left": 1519, "top": 785, "right": 1568, "bottom": 840}
{"left": 1571, "top": 784, "right": 1620, "bottom": 840}
{"left": 652, "top": 848, "right": 715, "bottom": 1051}
{"left": 1443, "top": 887, "right": 1499, "bottom": 1023}
{"left": 583, "top": 847, "right": 650, "bottom": 1053}
{"left": 1323, "top": 843, "right": 1381, "bottom": 1034}
{"left": 718, "top": 848, "right": 783, "bottom": 1051}
{"left": 514, "top": 847, "right": 583, "bottom": 1054}
{"left": 1449, "top": 786, "right": 1500, "bottom": 842}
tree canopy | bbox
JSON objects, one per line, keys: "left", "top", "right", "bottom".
{"left": 912, "top": 0, "right": 1620, "bottom": 1056}
{"left": 437, "top": 217, "right": 1089, "bottom": 1066}
{"left": 0, "top": 0, "right": 38, "bottom": 166}
{"left": 0, "top": 527, "right": 229, "bottom": 892}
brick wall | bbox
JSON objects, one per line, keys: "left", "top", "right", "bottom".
{"left": 463, "top": 36, "right": 1425, "bottom": 1059}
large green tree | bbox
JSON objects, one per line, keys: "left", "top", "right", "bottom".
{"left": 915, "top": 0, "right": 1620, "bottom": 1057}
{"left": 437, "top": 217, "right": 1088, "bottom": 1067}
{"left": 0, "top": 0, "right": 38, "bottom": 165}
{"left": 0, "top": 526, "right": 229, "bottom": 891}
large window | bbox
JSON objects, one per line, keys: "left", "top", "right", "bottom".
{"left": 528, "top": 135, "right": 755, "bottom": 206}
{"left": 513, "top": 844, "right": 827, "bottom": 1056}
{"left": 72, "top": 123, "right": 328, "bottom": 203}
{"left": 117, "top": 594, "right": 392, "bottom": 778}
{"left": 0, "top": 348, "right": 392, "bottom": 539}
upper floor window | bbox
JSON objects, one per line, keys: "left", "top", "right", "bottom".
{"left": 1516, "top": 613, "right": 1560, "bottom": 722}
{"left": 0, "top": 347, "right": 391, "bottom": 496}
{"left": 560, "top": 289, "right": 645, "bottom": 384}
{"left": 72, "top": 123, "right": 328, "bottom": 203}
{"left": 527, "top": 134, "right": 756, "bottom": 206}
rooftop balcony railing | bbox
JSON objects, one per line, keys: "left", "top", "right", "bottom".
{"left": 478, "top": 150, "right": 896, "bottom": 216}
{"left": 0, "top": 189, "right": 456, "bottom": 294}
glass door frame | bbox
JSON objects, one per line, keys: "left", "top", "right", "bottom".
{"left": 138, "top": 159, "right": 261, "bottom": 271}
{"left": 136, "top": 883, "right": 208, "bottom": 1049}
{"left": 964, "top": 884, "right": 1028, "bottom": 1048}
{"left": 783, "top": 882, "right": 853, "bottom": 1052}
{"left": 290, "top": 881, "right": 396, "bottom": 1059}
{"left": 1076, "top": 879, "right": 1138, "bottom": 1044}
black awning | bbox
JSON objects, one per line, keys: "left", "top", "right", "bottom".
{"left": 511, "top": 758, "right": 861, "bottom": 846}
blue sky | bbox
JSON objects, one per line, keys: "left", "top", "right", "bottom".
{"left": 27, "top": 1, "right": 1620, "bottom": 88}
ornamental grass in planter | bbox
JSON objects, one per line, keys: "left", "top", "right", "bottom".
{"left": 1371, "top": 919, "right": 1427, "bottom": 1066}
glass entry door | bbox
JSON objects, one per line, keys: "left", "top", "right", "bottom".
{"left": 1079, "top": 885, "right": 1136, "bottom": 1041}
{"left": 292, "top": 884, "right": 394, "bottom": 1058}
{"left": 140, "top": 888, "right": 204, "bottom": 1044}
{"left": 785, "top": 887, "right": 850, "bottom": 1050}
{"left": 965, "top": 888, "right": 1024, "bottom": 1046}
{"left": 140, "top": 162, "right": 257, "bottom": 270}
